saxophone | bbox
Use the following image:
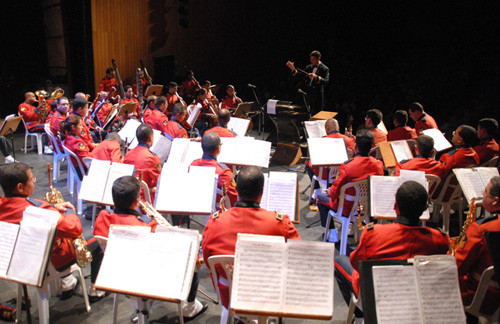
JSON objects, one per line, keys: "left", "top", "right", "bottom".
{"left": 44, "top": 163, "right": 93, "bottom": 268}
{"left": 138, "top": 199, "right": 172, "bottom": 228}
{"left": 357, "top": 201, "right": 365, "bottom": 231}
{"left": 450, "top": 198, "right": 479, "bottom": 256}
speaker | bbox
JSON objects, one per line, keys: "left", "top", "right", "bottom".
{"left": 270, "top": 143, "right": 303, "bottom": 166}
{"left": 153, "top": 55, "right": 176, "bottom": 85}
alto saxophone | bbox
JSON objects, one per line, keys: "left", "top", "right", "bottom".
{"left": 450, "top": 198, "right": 479, "bottom": 256}
{"left": 138, "top": 199, "right": 172, "bottom": 227}
{"left": 44, "top": 163, "right": 93, "bottom": 268}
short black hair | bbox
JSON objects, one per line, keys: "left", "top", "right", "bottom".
{"left": 168, "top": 82, "right": 178, "bottom": 88}
{"left": 458, "top": 125, "right": 479, "bottom": 148}
{"left": 57, "top": 96, "right": 69, "bottom": 104}
{"left": 125, "top": 85, "right": 132, "bottom": 92}
{"left": 112, "top": 176, "right": 140, "bottom": 209}
{"left": 155, "top": 96, "right": 167, "bottom": 108}
{"left": 409, "top": 102, "right": 424, "bottom": 112}
{"left": 489, "top": 176, "right": 500, "bottom": 198}
{"left": 50, "top": 99, "right": 58, "bottom": 110}
{"left": 396, "top": 181, "right": 428, "bottom": 222}
{"left": 73, "top": 98, "right": 88, "bottom": 110}
{"left": 201, "top": 80, "right": 211, "bottom": 87}
{"left": 146, "top": 96, "right": 156, "bottom": 105}
{"left": 225, "top": 85, "right": 234, "bottom": 91}
{"left": 201, "top": 132, "right": 220, "bottom": 155}
{"left": 106, "top": 67, "right": 114, "bottom": 74}
{"left": 393, "top": 110, "right": 408, "bottom": 127}
{"left": 195, "top": 88, "right": 206, "bottom": 98}
{"left": 172, "top": 103, "right": 187, "bottom": 116}
{"left": 356, "top": 129, "right": 374, "bottom": 156}
{"left": 236, "top": 166, "right": 264, "bottom": 201}
{"left": 417, "top": 135, "right": 434, "bottom": 158}
{"left": 310, "top": 50, "right": 321, "bottom": 58}
{"left": 136, "top": 124, "right": 153, "bottom": 143}
{"left": 106, "top": 132, "right": 121, "bottom": 141}
{"left": 218, "top": 108, "right": 231, "bottom": 125}
{"left": 478, "top": 118, "right": 498, "bottom": 137}
{"left": 59, "top": 115, "right": 81, "bottom": 141}
{"left": 0, "top": 162, "right": 30, "bottom": 196}
{"left": 366, "top": 109, "right": 382, "bottom": 126}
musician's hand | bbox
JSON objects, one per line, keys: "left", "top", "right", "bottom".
{"left": 54, "top": 202, "right": 76, "bottom": 213}
{"left": 194, "top": 137, "right": 202, "bottom": 142}
{"left": 308, "top": 73, "right": 318, "bottom": 80}
{"left": 286, "top": 61, "right": 295, "bottom": 71}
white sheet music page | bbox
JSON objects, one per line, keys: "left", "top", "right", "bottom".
{"left": 79, "top": 159, "right": 111, "bottom": 203}
{"left": 390, "top": 140, "right": 413, "bottom": 162}
{"left": 283, "top": 240, "right": 334, "bottom": 317}
{"left": 477, "top": 167, "right": 500, "bottom": 189}
{"left": 187, "top": 103, "right": 202, "bottom": 126}
{"left": 307, "top": 138, "right": 348, "bottom": 166}
{"left": 372, "top": 265, "right": 422, "bottom": 324}
{"left": 267, "top": 99, "right": 278, "bottom": 115}
{"left": 150, "top": 130, "right": 171, "bottom": 162}
{"left": 265, "top": 172, "right": 297, "bottom": 222}
{"left": 421, "top": 129, "right": 452, "bottom": 152}
{"left": 413, "top": 255, "right": 466, "bottom": 324}
{"left": 166, "top": 138, "right": 190, "bottom": 165}
{"left": 219, "top": 138, "right": 271, "bottom": 168}
{"left": 117, "top": 118, "right": 141, "bottom": 143}
{"left": 304, "top": 121, "right": 327, "bottom": 138}
{"left": 102, "top": 162, "right": 135, "bottom": 205}
{"left": 227, "top": 117, "right": 251, "bottom": 136}
{"left": 453, "top": 168, "right": 486, "bottom": 201}
{"left": 399, "top": 170, "right": 430, "bottom": 220}
{"left": 183, "top": 141, "right": 203, "bottom": 166}
{"left": 260, "top": 173, "right": 270, "bottom": 210}
{"left": 369, "top": 176, "right": 399, "bottom": 217}
{"left": 231, "top": 235, "right": 286, "bottom": 313}
{"left": 0, "top": 222, "right": 19, "bottom": 276}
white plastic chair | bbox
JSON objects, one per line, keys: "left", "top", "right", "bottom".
{"left": 207, "top": 255, "right": 235, "bottom": 324}
{"left": 324, "top": 179, "right": 369, "bottom": 255}
{"left": 431, "top": 172, "right": 467, "bottom": 234}
{"left": 44, "top": 124, "right": 66, "bottom": 183}
{"left": 62, "top": 145, "right": 87, "bottom": 216}
{"left": 481, "top": 156, "right": 499, "bottom": 168}
{"left": 425, "top": 174, "right": 441, "bottom": 201}
{"left": 464, "top": 266, "right": 498, "bottom": 324}
{"left": 20, "top": 115, "right": 43, "bottom": 154}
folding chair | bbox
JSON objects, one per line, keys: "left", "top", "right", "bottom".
{"left": 62, "top": 145, "right": 87, "bottom": 216}
{"left": 425, "top": 174, "right": 441, "bottom": 201}
{"left": 464, "top": 266, "right": 497, "bottom": 324}
{"left": 431, "top": 172, "right": 467, "bottom": 234}
{"left": 20, "top": 116, "right": 43, "bottom": 154}
{"left": 207, "top": 255, "right": 235, "bottom": 324}
{"left": 44, "top": 124, "right": 66, "bottom": 183}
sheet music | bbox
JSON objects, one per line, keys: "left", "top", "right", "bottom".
{"left": 264, "top": 172, "right": 297, "bottom": 222}
{"left": 413, "top": 255, "right": 466, "bottom": 324}
{"left": 101, "top": 162, "right": 135, "bottom": 205}
{"left": 477, "top": 167, "right": 500, "bottom": 188}
{"left": 0, "top": 222, "right": 19, "bottom": 276}
{"left": 227, "top": 117, "right": 251, "bottom": 136}
{"left": 453, "top": 168, "right": 487, "bottom": 201}
{"left": 390, "top": 140, "right": 413, "bottom": 162}
{"left": 166, "top": 138, "right": 190, "bottom": 165}
{"left": 307, "top": 138, "right": 348, "bottom": 166}
{"left": 218, "top": 138, "right": 271, "bottom": 168}
{"left": 151, "top": 130, "right": 172, "bottom": 162}
{"left": 22, "top": 206, "right": 60, "bottom": 227}
{"left": 421, "top": 129, "right": 452, "bottom": 152}
{"left": 377, "top": 121, "right": 388, "bottom": 135}
{"left": 283, "top": 240, "right": 334, "bottom": 316}
{"left": 183, "top": 141, "right": 203, "bottom": 165}
{"left": 267, "top": 99, "right": 278, "bottom": 115}
{"left": 304, "top": 120, "right": 327, "bottom": 138}
{"left": 79, "top": 160, "right": 111, "bottom": 202}
{"left": 187, "top": 103, "right": 202, "bottom": 126}
{"left": 372, "top": 265, "right": 422, "bottom": 324}
{"left": 260, "top": 173, "right": 269, "bottom": 210}
{"left": 118, "top": 119, "right": 141, "bottom": 146}
{"left": 399, "top": 170, "right": 427, "bottom": 189}
{"left": 370, "top": 176, "right": 399, "bottom": 217}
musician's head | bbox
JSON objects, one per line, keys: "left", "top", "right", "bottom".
{"left": 155, "top": 96, "right": 167, "bottom": 112}
{"left": 59, "top": 115, "right": 82, "bottom": 140}
{"left": 394, "top": 181, "right": 428, "bottom": 224}
{"left": 201, "top": 132, "right": 221, "bottom": 156}
{"left": 236, "top": 166, "right": 265, "bottom": 203}
{"left": 72, "top": 98, "right": 89, "bottom": 117}
{"left": 112, "top": 176, "right": 140, "bottom": 210}
{"left": 146, "top": 95, "right": 156, "bottom": 108}
{"left": 325, "top": 118, "right": 339, "bottom": 134}
{"left": 50, "top": 99, "right": 58, "bottom": 112}
{"left": 172, "top": 103, "right": 187, "bottom": 122}
{"left": 365, "top": 109, "right": 382, "bottom": 129}
{"left": 98, "top": 91, "right": 108, "bottom": 100}
{"left": 136, "top": 124, "right": 154, "bottom": 145}
{"left": 25, "top": 92, "right": 36, "bottom": 104}
{"left": 218, "top": 108, "right": 231, "bottom": 126}
{"left": 125, "top": 85, "right": 133, "bottom": 99}
{"left": 226, "top": 85, "right": 235, "bottom": 97}
{"left": 201, "top": 80, "right": 211, "bottom": 90}
{"left": 355, "top": 129, "right": 374, "bottom": 156}
{"left": 416, "top": 135, "right": 435, "bottom": 158}
{"left": 408, "top": 102, "right": 424, "bottom": 122}
{"left": 106, "top": 132, "right": 121, "bottom": 142}
{"left": 309, "top": 50, "right": 321, "bottom": 66}
{"left": 483, "top": 176, "right": 500, "bottom": 213}
{"left": 393, "top": 110, "right": 408, "bottom": 127}
{"left": 168, "top": 82, "right": 178, "bottom": 94}
{"left": 0, "top": 162, "right": 35, "bottom": 197}
{"left": 57, "top": 96, "right": 70, "bottom": 114}
{"left": 75, "top": 92, "right": 86, "bottom": 100}
{"left": 195, "top": 88, "right": 207, "bottom": 101}
{"left": 452, "top": 125, "right": 478, "bottom": 148}
{"left": 477, "top": 118, "right": 498, "bottom": 140}
{"left": 105, "top": 67, "right": 115, "bottom": 78}
{"left": 186, "top": 70, "right": 194, "bottom": 79}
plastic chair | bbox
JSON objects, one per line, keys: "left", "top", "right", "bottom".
{"left": 44, "top": 124, "right": 66, "bottom": 183}
{"left": 62, "top": 145, "right": 87, "bottom": 216}
{"left": 20, "top": 115, "right": 43, "bottom": 154}
{"left": 345, "top": 293, "right": 363, "bottom": 324}
{"left": 425, "top": 174, "right": 441, "bottom": 200}
{"left": 464, "top": 266, "right": 497, "bottom": 324}
{"left": 369, "top": 146, "right": 382, "bottom": 159}
{"left": 431, "top": 172, "right": 467, "bottom": 234}
{"left": 207, "top": 255, "right": 235, "bottom": 324}
{"left": 481, "top": 156, "right": 499, "bottom": 167}
{"left": 324, "top": 179, "right": 369, "bottom": 255}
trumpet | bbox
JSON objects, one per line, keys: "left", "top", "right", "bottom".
{"left": 138, "top": 199, "right": 172, "bottom": 228}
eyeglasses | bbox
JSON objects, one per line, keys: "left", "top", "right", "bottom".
{"left": 29, "top": 176, "right": 36, "bottom": 183}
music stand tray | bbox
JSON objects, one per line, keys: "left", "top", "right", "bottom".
{"left": 233, "top": 102, "right": 254, "bottom": 117}
{"left": 145, "top": 85, "right": 164, "bottom": 97}
{"left": 118, "top": 102, "right": 137, "bottom": 117}
{"left": 311, "top": 111, "right": 338, "bottom": 120}
{"left": 0, "top": 116, "right": 22, "bottom": 160}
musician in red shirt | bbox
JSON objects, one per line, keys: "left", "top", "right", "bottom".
{"left": 365, "top": 109, "right": 387, "bottom": 146}
{"left": 142, "top": 96, "right": 156, "bottom": 121}
{"left": 98, "top": 67, "right": 118, "bottom": 92}
{"left": 60, "top": 115, "right": 91, "bottom": 179}
{"left": 95, "top": 91, "right": 114, "bottom": 126}
{"left": 201, "top": 80, "right": 216, "bottom": 100}
{"left": 164, "top": 103, "right": 189, "bottom": 140}
{"left": 387, "top": 110, "right": 417, "bottom": 141}
{"left": 439, "top": 125, "right": 480, "bottom": 177}
{"left": 131, "top": 69, "right": 150, "bottom": 95}
{"left": 18, "top": 92, "right": 44, "bottom": 132}
{"left": 143, "top": 96, "right": 169, "bottom": 134}
{"left": 182, "top": 70, "right": 198, "bottom": 101}
{"left": 474, "top": 118, "right": 499, "bottom": 165}
{"left": 71, "top": 98, "right": 96, "bottom": 150}
{"left": 121, "top": 85, "right": 140, "bottom": 118}
{"left": 90, "top": 132, "right": 122, "bottom": 162}
{"left": 49, "top": 97, "right": 70, "bottom": 151}
{"left": 205, "top": 108, "right": 236, "bottom": 138}
{"left": 409, "top": 102, "right": 438, "bottom": 135}
{"left": 395, "top": 135, "right": 447, "bottom": 179}
{"left": 220, "top": 85, "right": 242, "bottom": 110}
{"left": 166, "top": 82, "right": 184, "bottom": 113}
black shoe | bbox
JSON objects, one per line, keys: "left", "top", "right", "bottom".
{"left": 183, "top": 301, "right": 208, "bottom": 322}
{"left": 89, "top": 291, "right": 109, "bottom": 303}
{"left": 60, "top": 280, "right": 80, "bottom": 300}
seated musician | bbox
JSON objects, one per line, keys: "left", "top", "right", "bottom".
{"left": 164, "top": 103, "right": 188, "bottom": 140}
{"left": 364, "top": 109, "right": 387, "bottom": 146}
{"left": 96, "top": 91, "right": 113, "bottom": 126}
{"left": 123, "top": 124, "right": 162, "bottom": 202}
{"left": 182, "top": 70, "right": 197, "bottom": 102}
{"left": 131, "top": 69, "right": 149, "bottom": 95}
{"left": 439, "top": 125, "right": 480, "bottom": 177}
{"left": 408, "top": 102, "right": 438, "bottom": 135}
{"left": 191, "top": 88, "right": 213, "bottom": 136}
{"left": 142, "top": 95, "right": 156, "bottom": 121}
{"left": 166, "top": 82, "right": 183, "bottom": 114}
{"left": 474, "top": 118, "right": 499, "bottom": 164}
{"left": 71, "top": 98, "right": 97, "bottom": 150}
{"left": 98, "top": 67, "right": 118, "bottom": 93}
{"left": 94, "top": 175, "right": 208, "bottom": 320}
{"left": 18, "top": 92, "right": 52, "bottom": 154}
{"left": 60, "top": 115, "right": 91, "bottom": 179}
{"left": 121, "top": 85, "right": 141, "bottom": 118}
{"left": 387, "top": 110, "right": 417, "bottom": 141}
{"left": 220, "top": 84, "right": 242, "bottom": 111}
{"left": 395, "top": 135, "right": 446, "bottom": 179}
{"left": 205, "top": 108, "right": 236, "bottom": 138}
{"left": 49, "top": 96, "right": 70, "bottom": 150}
{"left": 454, "top": 176, "right": 500, "bottom": 317}
{"left": 202, "top": 166, "right": 301, "bottom": 311}
{"left": 0, "top": 136, "right": 15, "bottom": 163}
{"left": 45, "top": 99, "right": 58, "bottom": 125}
{"left": 143, "top": 96, "right": 169, "bottom": 134}
{"left": 334, "top": 181, "right": 449, "bottom": 310}
{"left": 190, "top": 132, "right": 238, "bottom": 207}
{"left": 90, "top": 132, "right": 122, "bottom": 162}
{"left": 0, "top": 162, "right": 105, "bottom": 301}
{"left": 317, "top": 130, "right": 384, "bottom": 228}
{"left": 201, "top": 80, "right": 216, "bottom": 100}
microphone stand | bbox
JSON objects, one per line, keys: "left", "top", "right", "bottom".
{"left": 298, "top": 89, "right": 312, "bottom": 120}
{"left": 248, "top": 85, "right": 265, "bottom": 137}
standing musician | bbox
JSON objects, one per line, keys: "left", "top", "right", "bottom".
{"left": 387, "top": 110, "right": 418, "bottom": 141}
{"left": 90, "top": 132, "right": 122, "bottom": 163}
{"left": 182, "top": 70, "right": 198, "bottom": 103}
{"left": 95, "top": 91, "right": 114, "bottom": 126}
{"left": 220, "top": 85, "right": 242, "bottom": 111}
{"left": 474, "top": 118, "right": 499, "bottom": 164}
{"left": 142, "top": 96, "right": 156, "bottom": 121}
{"left": 286, "top": 50, "right": 330, "bottom": 115}
{"left": 408, "top": 102, "right": 438, "bottom": 135}
{"left": 121, "top": 86, "right": 141, "bottom": 118}
{"left": 0, "top": 162, "right": 105, "bottom": 301}
{"left": 205, "top": 108, "right": 236, "bottom": 138}
{"left": 98, "top": 67, "right": 119, "bottom": 93}
{"left": 71, "top": 98, "right": 97, "bottom": 150}
{"left": 164, "top": 103, "right": 189, "bottom": 140}
{"left": 60, "top": 115, "right": 91, "bottom": 179}
{"left": 19, "top": 92, "right": 52, "bottom": 153}
{"left": 166, "top": 82, "right": 184, "bottom": 114}
{"left": 143, "top": 96, "right": 169, "bottom": 134}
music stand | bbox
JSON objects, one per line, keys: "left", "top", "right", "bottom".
{"left": 233, "top": 102, "right": 253, "bottom": 118}
{"left": 144, "top": 85, "right": 164, "bottom": 97}
{"left": 0, "top": 116, "right": 22, "bottom": 160}
{"left": 311, "top": 111, "right": 337, "bottom": 120}
{"left": 117, "top": 102, "right": 137, "bottom": 117}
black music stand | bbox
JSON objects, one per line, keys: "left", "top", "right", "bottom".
{"left": 298, "top": 89, "right": 312, "bottom": 119}
{"left": 0, "top": 116, "right": 22, "bottom": 160}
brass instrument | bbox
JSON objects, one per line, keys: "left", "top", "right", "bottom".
{"left": 51, "top": 88, "right": 64, "bottom": 100}
{"left": 138, "top": 199, "right": 172, "bottom": 228}
{"left": 450, "top": 199, "right": 479, "bottom": 256}
{"left": 357, "top": 201, "right": 365, "bottom": 231}
{"left": 35, "top": 90, "right": 50, "bottom": 123}
{"left": 136, "top": 68, "right": 144, "bottom": 107}
{"left": 44, "top": 163, "right": 93, "bottom": 268}
{"left": 219, "top": 183, "right": 228, "bottom": 212}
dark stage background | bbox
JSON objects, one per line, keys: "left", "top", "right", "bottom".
{"left": 1, "top": 0, "right": 499, "bottom": 137}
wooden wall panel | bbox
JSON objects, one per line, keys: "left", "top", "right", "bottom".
{"left": 91, "top": 0, "right": 151, "bottom": 93}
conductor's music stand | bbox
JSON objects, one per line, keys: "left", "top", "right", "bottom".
{"left": 144, "top": 85, "right": 164, "bottom": 97}
{"left": 0, "top": 116, "right": 22, "bottom": 160}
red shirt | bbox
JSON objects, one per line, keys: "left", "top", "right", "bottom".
{"left": 93, "top": 209, "right": 156, "bottom": 239}
{"left": 414, "top": 113, "right": 438, "bottom": 135}
{"left": 182, "top": 80, "right": 197, "bottom": 97}
{"left": 369, "top": 127, "right": 387, "bottom": 146}
{"left": 205, "top": 125, "right": 237, "bottom": 138}
{"left": 387, "top": 126, "right": 417, "bottom": 141}
{"left": 0, "top": 195, "right": 83, "bottom": 269}
{"left": 395, "top": 156, "right": 447, "bottom": 180}
{"left": 64, "top": 134, "right": 91, "bottom": 170}
{"left": 98, "top": 77, "right": 118, "bottom": 92}
{"left": 72, "top": 113, "right": 95, "bottom": 151}
{"left": 123, "top": 144, "right": 162, "bottom": 193}
{"left": 221, "top": 96, "right": 240, "bottom": 109}
{"left": 164, "top": 120, "right": 188, "bottom": 140}
{"left": 474, "top": 138, "right": 499, "bottom": 165}
{"left": 97, "top": 102, "right": 113, "bottom": 126}
{"left": 325, "top": 131, "right": 356, "bottom": 151}
{"left": 439, "top": 147, "right": 480, "bottom": 177}
{"left": 49, "top": 111, "right": 67, "bottom": 151}
{"left": 121, "top": 98, "right": 141, "bottom": 117}
{"left": 166, "top": 93, "right": 182, "bottom": 113}
{"left": 143, "top": 108, "right": 168, "bottom": 134}
{"left": 18, "top": 102, "right": 41, "bottom": 130}
{"left": 132, "top": 78, "right": 149, "bottom": 95}
{"left": 90, "top": 140, "right": 122, "bottom": 162}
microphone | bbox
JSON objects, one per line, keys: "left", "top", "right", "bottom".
{"left": 247, "top": 83, "right": 256, "bottom": 89}
{"left": 297, "top": 88, "right": 306, "bottom": 95}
